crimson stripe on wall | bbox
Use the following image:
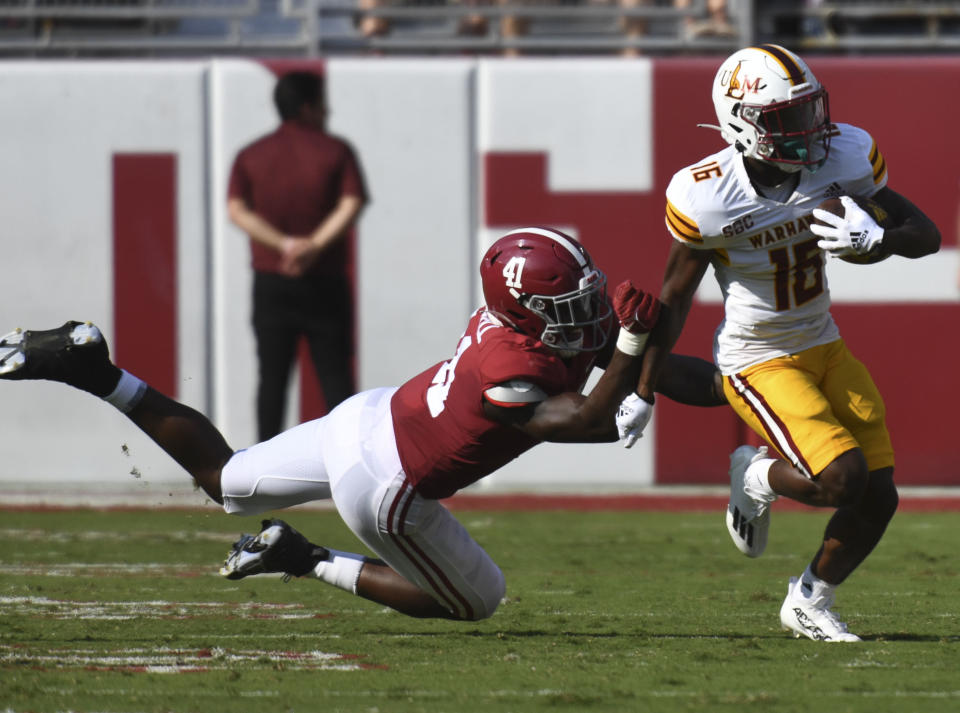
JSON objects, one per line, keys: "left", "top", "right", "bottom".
{"left": 112, "top": 153, "right": 178, "bottom": 398}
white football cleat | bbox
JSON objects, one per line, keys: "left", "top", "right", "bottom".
{"left": 779, "top": 576, "right": 862, "bottom": 642}
{"left": 725, "top": 445, "right": 776, "bottom": 557}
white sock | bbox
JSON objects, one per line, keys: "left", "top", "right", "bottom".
{"left": 799, "top": 564, "right": 836, "bottom": 600}
{"left": 104, "top": 370, "right": 147, "bottom": 413}
{"left": 745, "top": 457, "right": 778, "bottom": 502}
{"left": 309, "top": 549, "right": 366, "bottom": 594}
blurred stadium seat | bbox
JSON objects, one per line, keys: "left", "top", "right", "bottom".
{"left": 0, "top": 1, "right": 957, "bottom": 58}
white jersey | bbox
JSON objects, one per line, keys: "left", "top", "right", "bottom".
{"left": 664, "top": 123, "right": 888, "bottom": 374}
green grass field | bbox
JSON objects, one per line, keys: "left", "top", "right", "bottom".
{"left": 1, "top": 506, "right": 958, "bottom": 713}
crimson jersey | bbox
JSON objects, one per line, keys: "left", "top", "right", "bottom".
{"left": 391, "top": 309, "right": 607, "bottom": 499}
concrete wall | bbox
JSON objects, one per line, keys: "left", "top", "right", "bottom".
{"left": 1, "top": 56, "right": 957, "bottom": 504}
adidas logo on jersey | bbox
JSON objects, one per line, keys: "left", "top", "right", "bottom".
{"left": 823, "top": 182, "right": 844, "bottom": 199}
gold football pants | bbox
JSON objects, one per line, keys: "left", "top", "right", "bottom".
{"left": 722, "top": 339, "right": 894, "bottom": 478}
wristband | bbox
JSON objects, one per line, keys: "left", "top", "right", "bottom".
{"left": 616, "top": 328, "right": 649, "bottom": 356}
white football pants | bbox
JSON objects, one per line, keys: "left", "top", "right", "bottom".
{"left": 219, "top": 386, "right": 505, "bottom": 620}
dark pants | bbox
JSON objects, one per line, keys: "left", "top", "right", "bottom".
{"left": 252, "top": 271, "right": 354, "bottom": 441}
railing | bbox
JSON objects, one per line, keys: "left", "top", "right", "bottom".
{"left": 1, "top": 0, "right": 958, "bottom": 57}
{"left": 303, "top": 0, "right": 752, "bottom": 55}
{"left": 762, "top": 2, "right": 960, "bottom": 53}
{"left": 0, "top": 0, "right": 750, "bottom": 56}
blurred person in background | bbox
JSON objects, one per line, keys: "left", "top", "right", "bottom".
{"left": 227, "top": 70, "right": 368, "bottom": 441}
{"left": 356, "top": 0, "right": 391, "bottom": 38}
{"left": 617, "top": 0, "right": 648, "bottom": 57}
{"left": 675, "top": 0, "right": 733, "bottom": 39}
{"left": 618, "top": 44, "right": 940, "bottom": 641}
{"left": 0, "top": 227, "right": 725, "bottom": 621}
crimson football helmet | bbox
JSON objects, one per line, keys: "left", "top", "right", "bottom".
{"left": 709, "top": 44, "right": 831, "bottom": 172}
{"left": 480, "top": 227, "right": 612, "bottom": 355}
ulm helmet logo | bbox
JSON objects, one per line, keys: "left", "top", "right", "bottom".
{"left": 722, "top": 61, "right": 766, "bottom": 101}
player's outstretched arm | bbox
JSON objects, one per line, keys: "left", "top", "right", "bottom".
{"left": 635, "top": 242, "right": 712, "bottom": 404}
{"left": 485, "top": 281, "right": 661, "bottom": 443}
{"left": 610, "top": 243, "right": 713, "bottom": 448}
{"left": 656, "top": 353, "right": 726, "bottom": 407}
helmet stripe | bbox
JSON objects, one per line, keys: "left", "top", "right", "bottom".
{"left": 755, "top": 44, "right": 805, "bottom": 86}
{"left": 502, "top": 227, "right": 588, "bottom": 268}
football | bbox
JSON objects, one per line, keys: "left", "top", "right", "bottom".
{"left": 812, "top": 195, "right": 892, "bottom": 264}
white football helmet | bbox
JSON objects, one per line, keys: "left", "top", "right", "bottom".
{"left": 710, "top": 44, "right": 831, "bottom": 172}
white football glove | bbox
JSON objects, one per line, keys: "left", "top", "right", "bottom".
{"left": 810, "top": 195, "right": 885, "bottom": 257}
{"left": 616, "top": 392, "right": 654, "bottom": 449}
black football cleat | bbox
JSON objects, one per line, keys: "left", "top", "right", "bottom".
{"left": 220, "top": 519, "right": 329, "bottom": 581}
{"left": 0, "top": 321, "right": 121, "bottom": 397}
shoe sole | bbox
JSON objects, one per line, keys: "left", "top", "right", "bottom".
{"left": 780, "top": 618, "right": 862, "bottom": 642}
{"left": 726, "top": 446, "right": 769, "bottom": 557}
{"left": 725, "top": 506, "right": 769, "bottom": 557}
{"left": 0, "top": 329, "right": 26, "bottom": 374}
{"left": 0, "top": 322, "right": 102, "bottom": 376}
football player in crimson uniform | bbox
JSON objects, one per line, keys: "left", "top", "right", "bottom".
{"left": 0, "top": 227, "right": 723, "bottom": 621}
{"left": 626, "top": 45, "right": 940, "bottom": 640}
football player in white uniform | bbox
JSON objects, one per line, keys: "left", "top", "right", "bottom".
{"left": 625, "top": 44, "right": 940, "bottom": 641}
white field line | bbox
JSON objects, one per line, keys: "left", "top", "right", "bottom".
{"left": 0, "top": 563, "right": 218, "bottom": 577}
{"left": 647, "top": 690, "right": 960, "bottom": 699}
{"left": 0, "top": 645, "right": 366, "bottom": 673}
{"left": 0, "top": 595, "right": 325, "bottom": 620}
{"left": 2, "top": 595, "right": 953, "bottom": 626}
{"left": 0, "top": 528, "right": 234, "bottom": 542}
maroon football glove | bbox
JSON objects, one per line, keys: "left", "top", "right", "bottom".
{"left": 613, "top": 280, "right": 661, "bottom": 334}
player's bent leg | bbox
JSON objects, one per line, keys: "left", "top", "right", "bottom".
{"left": 766, "top": 448, "right": 869, "bottom": 509}
{"left": 219, "top": 418, "right": 333, "bottom": 515}
{"left": 302, "top": 386, "right": 505, "bottom": 620}
{"left": 809, "top": 450, "right": 870, "bottom": 508}
{"left": 388, "top": 493, "right": 505, "bottom": 621}
{"left": 726, "top": 445, "right": 778, "bottom": 557}
{"left": 126, "top": 386, "right": 233, "bottom": 503}
{"left": 334, "top": 471, "right": 505, "bottom": 621}
{"left": 780, "top": 467, "right": 896, "bottom": 642}
{"left": 370, "top": 479, "right": 503, "bottom": 620}
{"left": 0, "top": 321, "right": 236, "bottom": 503}
{"left": 355, "top": 560, "right": 460, "bottom": 619}
{"left": 813, "top": 466, "right": 897, "bottom": 585}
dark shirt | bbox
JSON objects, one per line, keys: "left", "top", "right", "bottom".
{"left": 228, "top": 120, "right": 368, "bottom": 277}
